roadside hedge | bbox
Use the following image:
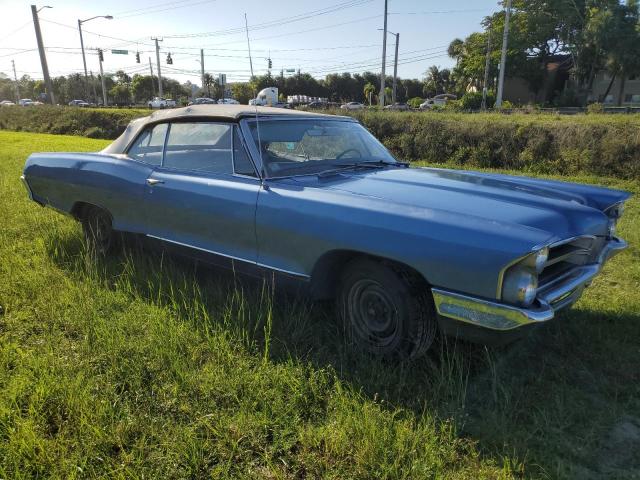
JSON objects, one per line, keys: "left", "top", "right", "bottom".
{"left": 2, "top": 105, "right": 640, "bottom": 179}
{"left": 0, "top": 106, "right": 145, "bottom": 139}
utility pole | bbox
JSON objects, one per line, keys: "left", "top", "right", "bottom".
{"left": 11, "top": 60, "right": 20, "bottom": 103}
{"left": 495, "top": 0, "right": 512, "bottom": 108}
{"left": 152, "top": 37, "right": 163, "bottom": 97}
{"left": 31, "top": 4, "right": 55, "bottom": 104}
{"left": 89, "top": 70, "right": 97, "bottom": 101}
{"left": 392, "top": 32, "right": 399, "bottom": 104}
{"left": 149, "top": 57, "right": 156, "bottom": 96}
{"left": 378, "top": 0, "right": 388, "bottom": 107}
{"left": 98, "top": 50, "right": 107, "bottom": 106}
{"left": 481, "top": 28, "right": 492, "bottom": 110}
{"left": 244, "top": 13, "right": 254, "bottom": 78}
{"left": 200, "top": 49, "right": 205, "bottom": 92}
{"left": 78, "top": 20, "right": 88, "bottom": 100}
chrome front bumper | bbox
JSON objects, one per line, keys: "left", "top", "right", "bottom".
{"left": 432, "top": 237, "right": 628, "bottom": 331}
{"left": 20, "top": 174, "right": 33, "bottom": 200}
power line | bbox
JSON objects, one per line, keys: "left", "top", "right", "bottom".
{"left": 163, "top": 0, "right": 373, "bottom": 38}
{"left": 118, "top": 0, "right": 219, "bottom": 19}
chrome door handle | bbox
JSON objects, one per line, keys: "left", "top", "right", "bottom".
{"left": 146, "top": 178, "right": 164, "bottom": 186}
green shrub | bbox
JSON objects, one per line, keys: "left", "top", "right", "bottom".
{"left": 407, "top": 97, "right": 423, "bottom": 108}
{"left": 587, "top": 102, "right": 604, "bottom": 114}
{"left": 2, "top": 105, "right": 640, "bottom": 180}
{"left": 346, "top": 110, "right": 640, "bottom": 180}
{"left": 0, "top": 106, "right": 146, "bottom": 139}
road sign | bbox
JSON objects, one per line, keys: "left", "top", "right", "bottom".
{"left": 285, "top": 68, "right": 295, "bottom": 73}
{"left": 218, "top": 73, "right": 226, "bottom": 85}
{"left": 111, "top": 49, "right": 128, "bottom": 55}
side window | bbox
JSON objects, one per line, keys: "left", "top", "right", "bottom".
{"left": 127, "top": 123, "right": 168, "bottom": 165}
{"left": 164, "top": 122, "right": 232, "bottom": 174}
{"left": 233, "top": 127, "right": 257, "bottom": 176}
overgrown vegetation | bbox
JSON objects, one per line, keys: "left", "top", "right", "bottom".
{"left": 0, "top": 106, "right": 145, "bottom": 139}
{"left": 3, "top": 106, "right": 640, "bottom": 180}
{"left": 1, "top": 130, "right": 640, "bottom": 478}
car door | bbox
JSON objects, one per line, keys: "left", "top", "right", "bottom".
{"left": 143, "top": 121, "right": 261, "bottom": 264}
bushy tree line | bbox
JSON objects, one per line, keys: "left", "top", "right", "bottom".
{"left": 446, "top": 0, "right": 640, "bottom": 105}
{"left": 0, "top": 71, "right": 194, "bottom": 105}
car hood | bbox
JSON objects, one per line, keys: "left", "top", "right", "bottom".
{"left": 294, "top": 167, "right": 631, "bottom": 241}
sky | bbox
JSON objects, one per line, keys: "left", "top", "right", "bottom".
{"left": 0, "top": 0, "right": 499, "bottom": 86}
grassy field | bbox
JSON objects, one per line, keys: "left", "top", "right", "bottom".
{"left": 1, "top": 130, "right": 639, "bottom": 479}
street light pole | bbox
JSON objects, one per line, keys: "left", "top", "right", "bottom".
{"left": 495, "top": 0, "right": 512, "bottom": 108}
{"left": 378, "top": 28, "right": 400, "bottom": 105}
{"left": 12, "top": 60, "right": 20, "bottom": 103}
{"left": 31, "top": 4, "right": 55, "bottom": 104}
{"left": 78, "top": 15, "right": 112, "bottom": 102}
{"left": 392, "top": 32, "right": 399, "bottom": 104}
{"left": 152, "top": 37, "right": 163, "bottom": 97}
{"left": 98, "top": 50, "right": 107, "bottom": 106}
{"left": 378, "top": 0, "right": 388, "bottom": 107}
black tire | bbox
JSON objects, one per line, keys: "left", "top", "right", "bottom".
{"left": 82, "top": 206, "right": 116, "bottom": 255}
{"left": 338, "top": 258, "right": 437, "bottom": 359}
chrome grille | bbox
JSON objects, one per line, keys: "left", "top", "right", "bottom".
{"left": 538, "top": 236, "right": 604, "bottom": 291}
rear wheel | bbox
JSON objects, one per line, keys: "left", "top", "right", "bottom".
{"left": 82, "top": 206, "right": 116, "bottom": 255}
{"left": 338, "top": 258, "right": 437, "bottom": 359}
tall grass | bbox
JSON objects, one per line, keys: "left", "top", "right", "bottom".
{"left": 1, "top": 131, "right": 639, "bottom": 478}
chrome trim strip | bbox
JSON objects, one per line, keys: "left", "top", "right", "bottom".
{"left": 20, "top": 175, "right": 33, "bottom": 200}
{"left": 146, "top": 234, "right": 310, "bottom": 279}
{"left": 432, "top": 288, "right": 554, "bottom": 331}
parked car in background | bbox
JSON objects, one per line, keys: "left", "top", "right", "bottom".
{"left": 340, "top": 101, "right": 365, "bottom": 110}
{"left": 306, "top": 101, "right": 327, "bottom": 109}
{"left": 420, "top": 94, "right": 457, "bottom": 110}
{"left": 148, "top": 97, "right": 176, "bottom": 109}
{"left": 68, "top": 99, "right": 90, "bottom": 107}
{"left": 188, "top": 97, "right": 216, "bottom": 106}
{"left": 0, "top": 100, "right": 16, "bottom": 106}
{"left": 22, "top": 105, "right": 632, "bottom": 359}
{"left": 383, "top": 103, "right": 410, "bottom": 111}
{"left": 218, "top": 98, "right": 240, "bottom": 105}
{"left": 18, "top": 98, "right": 34, "bottom": 106}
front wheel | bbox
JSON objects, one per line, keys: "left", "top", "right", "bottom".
{"left": 82, "top": 206, "right": 116, "bottom": 255}
{"left": 338, "top": 258, "right": 437, "bottom": 359}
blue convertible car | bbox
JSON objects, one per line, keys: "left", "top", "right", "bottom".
{"left": 22, "top": 105, "right": 630, "bottom": 358}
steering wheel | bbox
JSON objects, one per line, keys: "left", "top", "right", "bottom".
{"left": 335, "top": 148, "right": 362, "bottom": 160}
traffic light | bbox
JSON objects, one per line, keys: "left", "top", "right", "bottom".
{"left": 267, "top": 58, "right": 272, "bottom": 69}
{"left": 166, "top": 53, "right": 173, "bottom": 65}
{"left": 98, "top": 49, "right": 103, "bottom": 62}
{"left": 135, "top": 51, "right": 140, "bottom": 63}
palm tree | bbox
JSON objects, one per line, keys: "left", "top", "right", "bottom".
{"left": 447, "top": 38, "right": 464, "bottom": 63}
{"left": 203, "top": 73, "right": 214, "bottom": 97}
{"left": 363, "top": 82, "right": 375, "bottom": 105}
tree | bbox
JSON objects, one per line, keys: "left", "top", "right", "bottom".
{"left": 131, "top": 74, "right": 156, "bottom": 102}
{"left": 231, "top": 83, "right": 254, "bottom": 104}
{"left": 363, "top": 82, "right": 375, "bottom": 105}
{"left": 203, "top": 73, "right": 214, "bottom": 97}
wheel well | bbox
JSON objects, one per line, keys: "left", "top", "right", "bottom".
{"left": 309, "top": 250, "right": 430, "bottom": 300}
{"left": 70, "top": 202, "right": 110, "bottom": 222}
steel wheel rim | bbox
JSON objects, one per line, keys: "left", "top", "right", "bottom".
{"left": 346, "top": 278, "right": 399, "bottom": 348}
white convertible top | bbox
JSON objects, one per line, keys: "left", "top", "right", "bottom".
{"left": 102, "top": 104, "right": 348, "bottom": 154}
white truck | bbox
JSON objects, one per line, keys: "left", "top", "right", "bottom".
{"left": 249, "top": 87, "right": 279, "bottom": 106}
{"left": 148, "top": 97, "right": 177, "bottom": 109}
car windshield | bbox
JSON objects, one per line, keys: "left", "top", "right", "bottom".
{"left": 247, "top": 119, "right": 396, "bottom": 177}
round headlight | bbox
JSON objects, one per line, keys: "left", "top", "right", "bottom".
{"left": 502, "top": 267, "right": 538, "bottom": 307}
{"left": 608, "top": 218, "right": 617, "bottom": 239}
{"left": 534, "top": 247, "right": 549, "bottom": 273}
